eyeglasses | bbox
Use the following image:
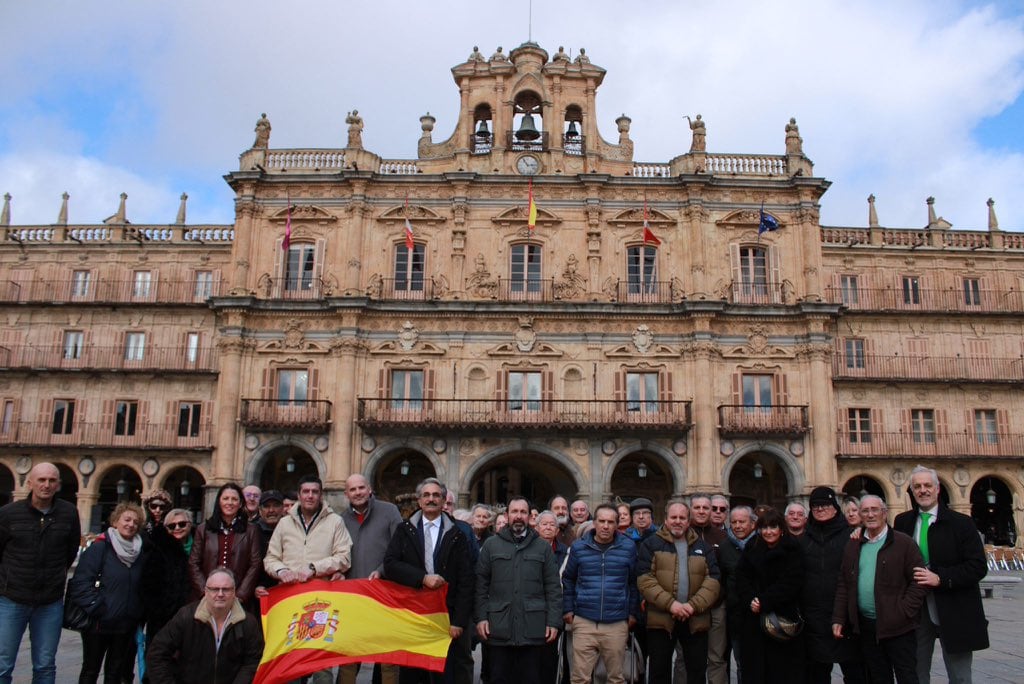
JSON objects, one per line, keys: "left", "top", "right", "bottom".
{"left": 149, "top": 502, "right": 168, "bottom": 511}
{"left": 166, "top": 521, "right": 190, "bottom": 531}
{"left": 244, "top": 493, "right": 261, "bottom": 499}
{"left": 711, "top": 506, "right": 728, "bottom": 512}
{"left": 810, "top": 503, "right": 833, "bottom": 510}
{"left": 205, "top": 586, "right": 234, "bottom": 595}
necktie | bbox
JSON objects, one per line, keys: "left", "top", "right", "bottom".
{"left": 919, "top": 512, "right": 931, "bottom": 566}
{"left": 424, "top": 521, "right": 435, "bottom": 574}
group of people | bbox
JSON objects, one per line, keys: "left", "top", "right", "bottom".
{"left": 0, "top": 462, "right": 990, "bottom": 684}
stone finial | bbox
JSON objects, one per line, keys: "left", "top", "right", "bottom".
{"left": 987, "top": 198, "right": 999, "bottom": 231}
{"left": 57, "top": 192, "right": 69, "bottom": 225}
{"left": 420, "top": 112, "right": 435, "bottom": 136}
{"left": 926, "top": 196, "right": 937, "bottom": 227}
{"left": 252, "top": 113, "right": 271, "bottom": 149}
{"left": 176, "top": 193, "right": 188, "bottom": 225}
{"left": 115, "top": 192, "right": 128, "bottom": 224}
{"left": 1, "top": 193, "right": 10, "bottom": 227}
{"left": 616, "top": 114, "right": 632, "bottom": 142}
{"left": 867, "top": 194, "right": 878, "bottom": 228}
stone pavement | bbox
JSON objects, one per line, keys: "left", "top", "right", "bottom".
{"left": 12, "top": 572, "right": 1024, "bottom": 682}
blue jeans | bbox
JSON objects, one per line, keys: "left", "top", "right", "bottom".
{"left": 0, "top": 596, "right": 64, "bottom": 684}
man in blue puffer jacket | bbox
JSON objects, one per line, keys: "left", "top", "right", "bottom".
{"left": 562, "top": 502, "right": 639, "bottom": 684}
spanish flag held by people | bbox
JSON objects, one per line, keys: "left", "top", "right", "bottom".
{"left": 255, "top": 579, "right": 451, "bottom": 684}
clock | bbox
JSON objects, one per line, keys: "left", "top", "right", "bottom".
{"left": 516, "top": 155, "right": 540, "bottom": 175}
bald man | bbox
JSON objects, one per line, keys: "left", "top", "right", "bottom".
{"left": 0, "top": 462, "right": 82, "bottom": 684}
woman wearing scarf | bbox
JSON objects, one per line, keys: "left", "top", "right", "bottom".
{"left": 187, "top": 483, "right": 261, "bottom": 606}
{"left": 68, "top": 501, "right": 149, "bottom": 683}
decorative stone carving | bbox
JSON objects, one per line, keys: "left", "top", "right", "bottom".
{"left": 515, "top": 317, "right": 537, "bottom": 353}
{"left": 554, "top": 254, "right": 586, "bottom": 299}
{"left": 433, "top": 274, "right": 449, "bottom": 298}
{"left": 283, "top": 320, "right": 305, "bottom": 349}
{"left": 467, "top": 253, "right": 498, "bottom": 298}
{"left": 785, "top": 117, "right": 803, "bottom": 155}
{"left": 252, "top": 113, "right": 271, "bottom": 149}
{"left": 366, "top": 273, "right": 383, "bottom": 299}
{"left": 686, "top": 114, "right": 705, "bottom": 153}
{"left": 632, "top": 325, "right": 653, "bottom": 354}
{"left": 399, "top": 321, "right": 419, "bottom": 351}
{"left": 953, "top": 467, "right": 971, "bottom": 487}
{"left": 345, "top": 110, "right": 364, "bottom": 149}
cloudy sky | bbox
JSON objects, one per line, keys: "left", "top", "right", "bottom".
{"left": 1, "top": 0, "right": 1022, "bottom": 231}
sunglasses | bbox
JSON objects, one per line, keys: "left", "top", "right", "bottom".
{"left": 711, "top": 506, "right": 728, "bottom": 512}
{"left": 166, "top": 521, "right": 190, "bottom": 531}
{"left": 149, "top": 502, "right": 168, "bottom": 511}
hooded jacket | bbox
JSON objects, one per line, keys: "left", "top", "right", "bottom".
{"left": 637, "top": 525, "right": 720, "bottom": 634}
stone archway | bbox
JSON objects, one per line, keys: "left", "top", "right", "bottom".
{"left": 462, "top": 444, "right": 584, "bottom": 510}
{"left": 93, "top": 464, "right": 143, "bottom": 533}
{"left": 970, "top": 475, "right": 1017, "bottom": 546}
{"left": 162, "top": 466, "right": 207, "bottom": 523}
{"left": 244, "top": 437, "right": 325, "bottom": 494}
{"left": 371, "top": 449, "right": 438, "bottom": 506}
{"left": 841, "top": 474, "right": 888, "bottom": 501}
{"left": 724, "top": 444, "right": 803, "bottom": 511}
{"left": 605, "top": 443, "right": 682, "bottom": 515}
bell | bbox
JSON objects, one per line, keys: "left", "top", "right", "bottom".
{"left": 475, "top": 120, "right": 491, "bottom": 139}
{"left": 515, "top": 113, "right": 541, "bottom": 141}
{"left": 565, "top": 121, "right": 579, "bottom": 138}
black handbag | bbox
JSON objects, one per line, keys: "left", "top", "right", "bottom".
{"left": 761, "top": 609, "right": 804, "bottom": 642}
{"left": 62, "top": 542, "right": 107, "bottom": 632}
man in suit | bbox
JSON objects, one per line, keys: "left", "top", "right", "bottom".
{"left": 893, "top": 465, "right": 989, "bottom": 684}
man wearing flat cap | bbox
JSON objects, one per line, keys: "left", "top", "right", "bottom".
{"left": 625, "top": 497, "right": 658, "bottom": 543}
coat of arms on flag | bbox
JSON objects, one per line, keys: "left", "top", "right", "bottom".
{"left": 287, "top": 598, "right": 340, "bottom": 644}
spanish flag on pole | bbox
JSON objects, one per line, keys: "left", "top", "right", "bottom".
{"left": 527, "top": 178, "right": 537, "bottom": 235}
{"left": 255, "top": 579, "right": 450, "bottom": 684}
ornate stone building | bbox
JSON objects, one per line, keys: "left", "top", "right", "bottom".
{"left": 0, "top": 42, "right": 1020, "bottom": 543}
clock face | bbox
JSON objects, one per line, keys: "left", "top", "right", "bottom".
{"left": 516, "top": 155, "right": 540, "bottom": 175}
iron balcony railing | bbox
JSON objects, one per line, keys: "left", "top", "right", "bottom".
{"left": 836, "top": 431, "right": 1024, "bottom": 459}
{"left": 729, "top": 282, "right": 786, "bottom": 305}
{"left": 562, "top": 133, "right": 585, "bottom": 156}
{"left": 506, "top": 131, "right": 549, "bottom": 153}
{"left": 239, "top": 399, "right": 332, "bottom": 431}
{"left": 614, "top": 280, "right": 678, "bottom": 304}
{"left": 496, "top": 278, "right": 556, "bottom": 302}
{"left": 377, "top": 278, "right": 436, "bottom": 301}
{"left": 0, "top": 420, "right": 213, "bottom": 449}
{"left": 258, "top": 277, "right": 326, "bottom": 300}
{"left": 824, "top": 286, "right": 1024, "bottom": 313}
{"left": 356, "top": 398, "right": 692, "bottom": 434}
{"left": 0, "top": 278, "right": 222, "bottom": 304}
{"left": 717, "top": 405, "right": 810, "bottom": 435}
{"left": 833, "top": 354, "right": 1024, "bottom": 383}
{"left": 0, "top": 345, "right": 217, "bottom": 373}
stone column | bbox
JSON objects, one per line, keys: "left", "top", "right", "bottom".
{"left": 343, "top": 197, "right": 370, "bottom": 295}
{"left": 212, "top": 338, "right": 246, "bottom": 482}
{"left": 77, "top": 489, "right": 98, "bottom": 534}
{"left": 230, "top": 201, "right": 257, "bottom": 294}
{"left": 331, "top": 339, "right": 363, "bottom": 479}
{"left": 806, "top": 342, "right": 837, "bottom": 488}
{"left": 690, "top": 333, "right": 720, "bottom": 491}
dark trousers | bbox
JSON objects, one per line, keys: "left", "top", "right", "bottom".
{"left": 647, "top": 625, "right": 708, "bottom": 684}
{"left": 488, "top": 644, "right": 546, "bottom": 684}
{"left": 79, "top": 630, "right": 135, "bottom": 684}
{"left": 806, "top": 659, "right": 866, "bottom": 684}
{"left": 859, "top": 617, "right": 918, "bottom": 684}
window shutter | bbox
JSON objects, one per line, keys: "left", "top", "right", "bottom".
{"left": 658, "top": 370, "right": 673, "bottom": 402}
{"left": 731, "top": 373, "right": 741, "bottom": 405}
{"left": 870, "top": 408, "right": 882, "bottom": 436}
{"left": 901, "top": 409, "right": 911, "bottom": 434}
{"left": 542, "top": 370, "right": 554, "bottom": 401}
{"left": 935, "top": 409, "right": 948, "bottom": 438}
{"left": 261, "top": 368, "right": 275, "bottom": 400}
{"left": 425, "top": 369, "right": 436, "bottom": 399}
{"left": 138, "top": 401, "right": 149, "bottom": 434}
{"left": 729, "top": 244, "right": 741, "bottom": 290}
{"left": 309, "top": 367, "right": 320, "bottom": 401}
{"left": 315, "top": 239, "right": 327, "bottom": 280}
{"left": 768, "top": 245, "right": 782, "bottom": 301}
{"left": 613, "top": 371, "right": 624, "bottom": 402}
{"left": 775, "top": 373, "right": 790, "bottom": 405}
{"left": 40, "top": 398, "right": 53, "bottom": 425}
{"left": 213, "top": 269, "right": 223, "bottom": 297}
{"left": 965, "top": 409, "right": 975, "bottom": 440}
{"left": 495, "top": 369, "right": 506, "bottom": 401}
{"left": 378, "top": 368, "right": 388, "bottom": 399}
{"left": 273, "top": 239, "right": 285, "bottom": 294}
{"left": 101, "top": 400, "right": 115, "bottom": 431}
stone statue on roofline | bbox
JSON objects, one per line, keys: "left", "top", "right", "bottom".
{"left": 686, "top": 114, "right": 706, "bottom": 153}
{"left": 574, "top": 48, "right": 590, "bottom": 64}
{"left": 252, "top": 113, "right": 271, "bottom": 149}
{"left": 785, "top": 117, "right": 803, "bottom": 155}
{"left": 346, "top": 110, "right": 364, "bottom": 149}
{"left": 468, "top": 46, "right": 484, "bottom": 62}
{"left": 490, "top": 46, "right": 509, "bottom": 62}
{"left": 552, "top": 46, "right": 570, "bottom": 63}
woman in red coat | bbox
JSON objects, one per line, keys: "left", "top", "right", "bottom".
{"left": 187, "top": 483, "right": 261, "bottom": 605}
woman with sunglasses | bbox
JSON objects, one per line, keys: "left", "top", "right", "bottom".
{"left": 736, "top": 508, "right": 805, "bottom": 683}
{"left": 188, "top": 483, "right": 261, "bottom": 607}
{"left": 143, "top": 489, "right": 173, "bottom": 534}
{"left": 141, "top": 508, "right": 194, "bottom": 672}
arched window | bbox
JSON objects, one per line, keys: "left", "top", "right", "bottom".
{"left": 472, "top": 104, "right": 493, "bottom": 155}
{"left": 563, "top": 105, "right": 583, "bottom": 156}
{"left": 511, "top": 91, "right": 544, "bottom": 152}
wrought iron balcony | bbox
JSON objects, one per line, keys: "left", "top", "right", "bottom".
{"left": 717, "top": 405, "right": 810, "bottom": 436}
{"left": 506, "top": 131, "right": 549, "bottom": 153}
{"left": 0, "top": 345, "right": 217, "bottom": 373}
{"left": 356, "top": 398, "right": 692, "bottom": 435}
{"left": 824, "top": 286, "right": 1024, "bottom": 313}
{"left": 256, "top": 277, "right": 326, "bottom": 300}
{"left": 375, "top": 278, "right": 436, "bottom": 301}
{"left": 837, "top": 431, "right": 1024, "bottom": 459}
{"left": 833, "top": 354, "right": 1024, "bottom": 383}
{"left": 0, "top": 278, "right": 221, "bottom": 304}
{"left": 0, "top": 420, "right": 213, "bottom": 449}
{"left": 729, "top": 282, "right": 787, "bottom": 305}
{"left": 497, "top": 278, "right": 556, "bottom": 302}
{"left": 239, "top": 399, "right": 332, "bottom": 431}
{"left": 562, "top": 133, "right": 585, "bottom": 156}
{"left": 470, "top": 133, "right": 493, "bottom": 155}
{"left": 613, "top": 280, "right": 679, "bottom": 304}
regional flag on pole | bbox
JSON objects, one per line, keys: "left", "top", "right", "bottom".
{"left": 255, "top": 579, "right": 451, "bottom": 684}
{"left": 404, "top": 195, "right": 415, "bottom": 250}
{"left": 758, "top": 201, "right": 779, "bottom": 235}
{"left": 527, "top": 178, "right": 537, "bottom": 235}
{"left": 642, "top": 197, "right": 661, "bottom": 246}
{"left": 282, "top": 192, "right": 292, "bottom": 251}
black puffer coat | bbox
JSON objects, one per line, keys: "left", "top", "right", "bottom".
{"left": 68, "top": 536, "right": 147, "bottom": 634}
{"left": 0, "top": 497, "right": 81, "bottom": 605}
{"left": 798, "top": 512, "right": 859, "bottom": 665}
{"left": 141, "top": 525, "right": 192, "bottom": 639}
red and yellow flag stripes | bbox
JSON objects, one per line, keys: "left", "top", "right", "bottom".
{"left": 255, "top": 579, "right": 450, "bottom": 684}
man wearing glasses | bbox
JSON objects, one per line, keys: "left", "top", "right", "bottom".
{"left": 242, "top": 485, "right": 262, "bottom": 523}
{"left": 148, "top": 567, "right": 264, "bottom": 683}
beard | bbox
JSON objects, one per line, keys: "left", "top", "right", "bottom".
{"left": 556, "top": 515, "right": 569, "bottom": 527}
{"left": 510, "top": 520, "right": 528, "bottom": 535}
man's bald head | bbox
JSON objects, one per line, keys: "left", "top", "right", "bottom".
{"left": 27, "top": 462, "right": 60, "bottom": 508}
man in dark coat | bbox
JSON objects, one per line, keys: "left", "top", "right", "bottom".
{"left": 475, "top": 496, "right": 561, "bottom": 684}
{"left": 798, "top": 486, "right": 864, "bottom": 684}
{"left": 383, "top": 478, "right": 474, "bottom": 684}
{"left": 717, "top": 505, "right": 756, "bottom": 682}
{"left": 894, "top": 466, "right": 989, "bottom": 684}
{"left": 0, "top": 462, "right": 81, "bottom": 684}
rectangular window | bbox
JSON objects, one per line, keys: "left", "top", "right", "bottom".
{"left": 840, "top": 274, "right": 859, "bottom": 306}
{"left": 390, "top": 370, "right": 424, "bottom": 410}
{"left": 510, "top": 244, "right": 542, "bottom": 294}
{"left": 847, "top": 408, "right": 872, "bottom": 443}
{"left": 63, "top": 331, "right": 84, "bottom": 360}
{"left": 626, "top": 246, "right": 658, "bottom": 294}
{"left": 71, "top": 270, "right": 91, "bottom": 298}
{"left": 114, "top": 400, "right": 138, "bottom": 436}
{"left": 185, "top": 333, "right": 200, "bottom": 364}
{"left": 962, "top": 277, "right": 981, "bottom": 306}
{"left": 911, "top": 408, "right": 935, "bottom": 444}
{"left": 285, "top": 245, "right": 316, "bottom": 291}
{"left": 124, "top": 333, "right": 145, "bottom": 361}
{"left": 177, "top": 402, "right": 202, "bottom": 438}
{"left": 507, "top": 371, "right": 541, "bottom": 411}
{"left": 742, "top": 374, "right": 773, "bottom": 408}
{"left": 277, "top": 369, "right": 309, "bottom": 405}
{"left": 194, "top": 271, "right": 214, "bottom": 300}
{"left": 132, "top": 271, "right": 152, "bottom": 299}
{"left": 393, "top": 244, "right": 426, "bottom": 293}
{"left": 626, "top": 372, "right": 659, "bottom": 413}
{"left": 974, "top": 409, "right": 998, "bottom": 444}
{"left": 739, "top": 247, "right": 768, "bottom": 296}
{"left": 844, "top": 338, "right": 866, "bottom": 369}
{"left": 902, "top": 275, "right": 920, "bottom": 305}
{"left": 1, "top": 400, "right": 13, "bottom": 435}
{"left": 52, "top": 399, "right": 75, "bottom": 435}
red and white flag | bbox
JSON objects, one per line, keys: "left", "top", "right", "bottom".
{"left": 404, "top": 196, "right": 415, "bottom": 250}
{"left": 642, "top": 197, "right": 661, "bottom": 246}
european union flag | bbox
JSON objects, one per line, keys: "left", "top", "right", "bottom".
{"left": 758, "top": 205, "right": 779, "bottom": 235}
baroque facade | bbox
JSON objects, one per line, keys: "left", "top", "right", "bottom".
{"left": 0, "top": 42, "right": 1020, "bottom": 543}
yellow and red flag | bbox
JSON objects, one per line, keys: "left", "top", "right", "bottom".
{"left": 527, "top": 178, "right": 537, "bottom": 234}
{"left": 255, "top": 579, "right": 450, "bottom": 684}
{"left": 404, "top": 195, "right": 415, "bottom": 250}
{"left": 282, "top": 191, "right": 292, "bottom": 251}
{"left": 642, "top": 197, "right": 661, "bottom": 246}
